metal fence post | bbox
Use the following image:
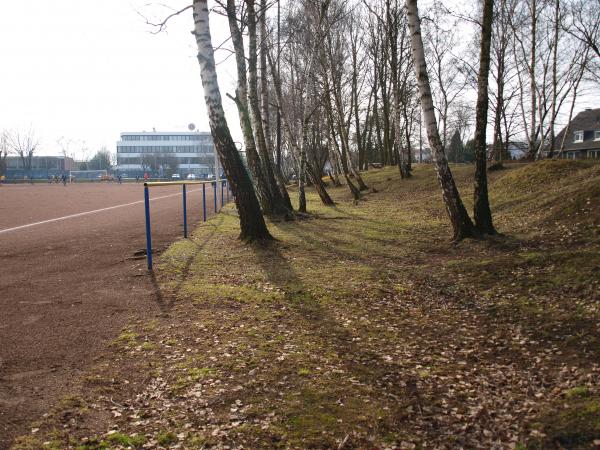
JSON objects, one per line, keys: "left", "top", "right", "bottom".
{"left": 202, "top": 182, "right": 207, "bottom": 222}
{"left": 144, "top": 184, "right": 153, "bottom": 271}
{"left": 226, "top": 181, "right": 229, "bottom": 203}
{"left": 213, "top": 181, "right": 217, "bottom": 213}
{"left": 183, "top": 184, "right": 188, "bottom": 238}
{"left": 221, "top": 180, "right": 225, "bottom": 207}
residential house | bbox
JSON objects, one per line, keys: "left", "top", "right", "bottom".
{"left": 552, "top": 108, "right": 600, "bottom": 160}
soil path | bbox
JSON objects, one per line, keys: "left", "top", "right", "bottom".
{"left": 0, "top": 182, "right": 225, "bottom": 448}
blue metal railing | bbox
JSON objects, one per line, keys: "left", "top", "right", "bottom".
{"left": 143, "top": 179, "right": 230, "bottom": 271}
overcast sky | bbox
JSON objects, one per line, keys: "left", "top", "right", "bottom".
{"left": 1, "top": 1, "right": 597, "bottom": 159}
{"left": 0, "top": 1, "right": 242, "bottom": 158}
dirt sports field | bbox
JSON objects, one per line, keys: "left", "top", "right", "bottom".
{"left": 0, "top": 181, "right": 224, "bottom": 448}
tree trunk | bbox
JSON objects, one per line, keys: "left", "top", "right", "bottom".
{"left": 360, "top": 88, "right": 373, "bottom": 171}
{"left": 226, "top": 0, "right": 274, "bottom": 214}
{"left": 492, "top": 46, "right": 505, "bottom": 164}
{"left": 259, "top": 0, "right": 294, "bottom": 211}
{"left": 246, "top": 0, "right": 293, "bottom": 220}
{"left": 306, "top": 159, "right": 335, "bottom": 205}
{"left": 324, "top": 83, "right": 360, "bottom": 200}
{"left": 548, "top": 0, "right": 560, "bottom": 157}
{"left": 372, "top": 42, "right": 384, "bottom": 167}
{"left": 351, "top": 29, "right": 363, "bottom": 174}
{"left": 473, "top": 0, "right": 497, "bottom": 235}
{"left": 328, "top": 114, "right": 360, "bottom": 200}
{"left": 527, "top": 0, "right": 538, "bottom": 160}
{"left": 405, "top": 0, "right": 477, "bottom": 241}
{"left": 330, "top": 75, "right": 368, "bottom": 191}
{"left": 327, "top": 133, "right": 342, "bottom": 186}
{"left": 193, "top": 0, "right": 272, "bottom": 241}
{"left": 298, "top": 131, "right": 307, "bottom": 213}
{"left": 266, "top": 44, "right": 334, "bottom": 207}
{"left": 389, "top": 1, "right": 411, "bottom": 178}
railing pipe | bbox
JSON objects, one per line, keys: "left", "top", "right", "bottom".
{"left": 202, "top": 182, "right": 207, "bottom": 222}
{"left": 213, "top": 181, "right": 217, "bottom": 213}
{"left": 182, "top": 184, "right": 188, "bottom": 238}
{"left": 143, "top": 184, "right": 153, "bottom": 271}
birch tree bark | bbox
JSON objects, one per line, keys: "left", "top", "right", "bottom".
{"left": 324, "top": 48, "right": 369, "bottom": 192}
{"left": 246, "top": 0, "right": 293, "bottom": 220}
{"left": 266, "top": 47, "right": 335, "bottom": 207}
{"left": 193, "top": 0, "right": 272, "bottom": 241}
{"left": 323, "top": 80, "right": 361, "bottom": 201}
{"left": 259, "top": 0, "right": 294, "bottom": 211}
{"left": 225, "top": 0, "right": 274, "bottom": 215}
{"left": 473, "top": 0, "right": 497, "bottom": 235}
{"left": 405, "top": 0, "right": 477, "bottom": 241}
{"left": 528, "top": 0, "right": 538, "bottom": 160}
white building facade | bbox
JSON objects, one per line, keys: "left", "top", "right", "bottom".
{"left": 116, "top": 131, "right": 215, "bottom": 178}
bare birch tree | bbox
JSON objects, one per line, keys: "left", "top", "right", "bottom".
{"left": 246, "top": 0, "right": 294, "bottom": 219}
{"left": 258, "top": 0, "right": 294, "bottom": 211}
{"left": 192, "top": 0, "right": 272, "bottom": 241}
{"left": 406, "top": 0, "right": 477, "bottom": 241}
{"left": 225, "top": 0, "right": 275, "bottom": 215}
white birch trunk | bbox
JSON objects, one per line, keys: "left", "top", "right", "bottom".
{"left": 405, "top": 0, "right": 476, "bottom": 241}
{"left": 192, "top": 0, "right": 271, "bottom": 241}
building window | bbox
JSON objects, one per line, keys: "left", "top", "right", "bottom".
{"left": 589, "top": 150, "right": 600, "bottom": 159}
{"left": 595, "top": 131, "right": 600, "bottom": 141}
{"left": 574, "top": 130, "right": 584, "bottom": 143}
{"left": 566, "top": 151, "right": 577, "bottom": 160}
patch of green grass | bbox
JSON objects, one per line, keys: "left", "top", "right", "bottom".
{"left": 105, "top": 432, "right": 146, "bottom": 448}
{"left": 171, "top": 366, "right": 216, "bottom": 392}
{"left": 184, "top": 282, "right": 284, "bottom": 305}
{"left": 185, "top": 434, "right": 216, "bottom": 448}
{"left": 157, "top": 431, "right": 177, "bottom": 446}
{"left": 57, "top": 395, "right": 85, "bottom": 410}
{"left": 565, "top": 387, "right": 591, "bottom": 399}
{"left": 535, "top": 397, "right": 600, "bottom": 448}
{"left": 140, "top": 341, "right": 156, "bottom": 351}
{"left": 11, "top": 436, "right": 45, "bottom": 450}
{"left": 188, "top": 367, "right": 215, "bottom": 381}
{"left": 113, "top": 329, "right": 138, "bottom": 347}
{"left": 141, "top": 319, "right": 159, "bottom": 332}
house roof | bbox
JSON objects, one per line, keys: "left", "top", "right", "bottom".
{"left": 554, "top": 108, "right": 600, "bottom": 151}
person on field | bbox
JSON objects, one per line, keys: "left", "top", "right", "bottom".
{"left": 143, "top": 172, "right": 149, "bottom": 181}
{"left": 0, "top": 175, "right": 5, "bottom": 184}
{"left": 61, "top": 173, "right": 67, "bottom": 186}
{"left": 117, "top": 174, "right": 122, "bottom": 184}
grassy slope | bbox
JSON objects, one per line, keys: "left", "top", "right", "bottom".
{"left": 13, "top": 161, "right": 600, "bottom": 449}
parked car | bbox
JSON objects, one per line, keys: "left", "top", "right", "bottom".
{"left": 186, "top": 174, "right": 197, "bottom": 180}
{"left": 171, "top": 173, "right": 181, "bottom": 179}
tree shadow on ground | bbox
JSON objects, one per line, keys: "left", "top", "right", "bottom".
{"left": 249, "top": 240, "right": 420, "bottom": 410}
{"left": 270, "top": 215, "right": 422, "bottom": 267}
{"left": 147, "top": 215, "right": 225, "bottom": 314}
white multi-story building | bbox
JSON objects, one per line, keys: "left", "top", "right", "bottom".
{"left": 116, "top": 131, "right": 215, "bottom": 177}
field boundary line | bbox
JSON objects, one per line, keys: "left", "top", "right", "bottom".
{"left": 0, "top": 189, "right": 202, "bottom": 235}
